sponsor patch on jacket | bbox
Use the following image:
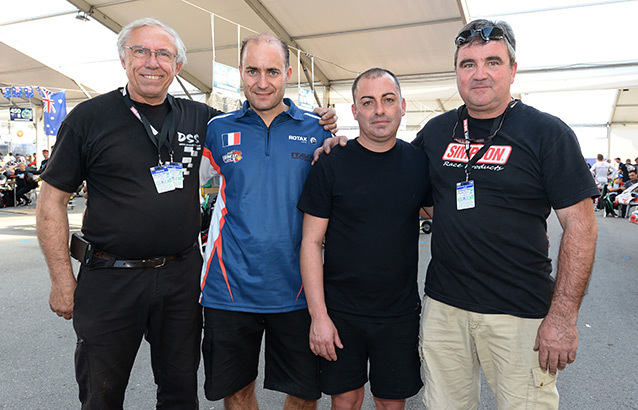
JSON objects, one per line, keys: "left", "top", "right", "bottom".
{"left": 443, "top": 142, "right": 512, "bottom": 165}
{"left": 291, "top": 152, "right": 313, "bottom": 162}
{"left": 288, "top": 135, "right": 308, "bottom": 144}
{"left": 223, "top": 150, "right": 243, "bottom": 163}
{"left": 222, "top": 132, "right": 241, "bottom": 147}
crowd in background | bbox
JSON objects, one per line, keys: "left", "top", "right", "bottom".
{"left": 0, "top": 149, "right": 49, "bottom": 207}
{"left": 591, "top": 154, "right": 638, "bottom": 217}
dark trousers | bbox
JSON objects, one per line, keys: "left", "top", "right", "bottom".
{"left": 16, "top": 181, "right": 37, "bottom": 202}
{"left": 72, "top": 245, "right": 203, "bottom": 409}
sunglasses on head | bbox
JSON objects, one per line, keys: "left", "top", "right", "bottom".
{"left": 455, "top": 26, "right": 510, "bottom": 46}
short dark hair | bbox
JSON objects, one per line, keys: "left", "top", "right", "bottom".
{"left": 351, "top": 68, "right": 402, "bottom": 103}
{"left": 240, "top": 33, "right": 290, "bottom": 68}
{"left": 454, "top": 19, "right": 516, "bottom": 68}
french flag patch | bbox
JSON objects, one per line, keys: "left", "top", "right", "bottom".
{"left": 222, "top": 132, "right": 241, "bottom": 147}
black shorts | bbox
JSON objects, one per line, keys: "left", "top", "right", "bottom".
{"left": 202, "top": 308, "right": 320, "bottom": 401}
{"left": 320, "top": 311, "right": 423, "bottom": 400}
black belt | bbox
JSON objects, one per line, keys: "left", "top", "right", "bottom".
{"left": 69, "top": 233, "right": 179, "bottom": 268}
{"left": 91, "top": 250, "right": 179, "bottom": 268}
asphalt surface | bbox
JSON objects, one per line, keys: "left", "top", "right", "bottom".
{"left": 0, "top": 201, "right": 636, "bottom": 409}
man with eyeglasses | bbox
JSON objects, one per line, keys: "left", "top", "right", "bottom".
{"left": 412, "top": 19, "right": 599, "bottom": 409}
{"left": 35, "top": 17, "right": 221, "bottom": 408}
{"left": 36, "top": 18, "right": 336, "bottom": 409}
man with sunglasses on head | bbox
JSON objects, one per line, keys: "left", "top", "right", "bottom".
{"left": 412, "top": 20, "right": 599, "bottom": 409}
{"left": 36, "top": 18, "right": 336, "bottom": 409}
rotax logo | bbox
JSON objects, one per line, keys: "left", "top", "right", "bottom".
{"left": 289, "top": 135, "right": 312, "bottom": 144}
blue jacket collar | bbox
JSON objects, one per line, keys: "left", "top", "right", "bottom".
{"left": 239, "top": 98, "right": 304, "bottom": 121}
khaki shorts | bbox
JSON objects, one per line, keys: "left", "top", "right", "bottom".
{"left": 419, "top": 296, "right": 559, "bottom": 410}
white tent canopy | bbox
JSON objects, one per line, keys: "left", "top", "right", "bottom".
{"left": 1, "top": 0, "right": 638, "bottom": 159}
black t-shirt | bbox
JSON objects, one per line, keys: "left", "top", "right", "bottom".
{"left": 15, "top": 169, "right": 36, "bottom": 188}
{"left": 41, "top": 88, "right": 222, "bottom": 258}
{"left": 36, "top": 159, "right": 48, "bottom": 174}
{"left": 413, "top": 101, "right": 599, "bottom": 318}
{"left": 618, "top": 162, "right": 629, "bottom": 182}
{"left": 298, "top": 139, "right": 430, "bottom": 317}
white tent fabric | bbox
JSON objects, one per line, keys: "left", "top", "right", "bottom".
{"left": 1, "top": 0, "right": 637, "bottom": 157}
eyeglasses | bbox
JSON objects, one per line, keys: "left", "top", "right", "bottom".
{"left": 124, "top": 45, "right": 176, "bottom": 63}
{"left": 450, "top": 114, "right": 504, "bottom": 145}
{"left": 455, "top": 26, "right": 511, "bottom": 47}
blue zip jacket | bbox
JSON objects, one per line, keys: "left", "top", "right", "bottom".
{"left": 200, "top": 98, "right": 331, "bottom": 312}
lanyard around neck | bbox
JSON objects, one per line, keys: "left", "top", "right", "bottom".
{"left": 121, "top": 86, "right": 175, "bottom": 165}
{"left": 458, "top": 100, "right": 517, "bottom": 181}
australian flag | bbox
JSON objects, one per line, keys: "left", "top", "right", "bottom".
{"left": 1, "top": 87, "right": 10, "bottom": 98}
{"left": 23, "top": 86, "right": 34, "bottom": 98}
{"left": 43, "top": 91, "right": 67, "bottom": 136}
{"left": 12, "top": 86, "right": 22, "bottom": 98}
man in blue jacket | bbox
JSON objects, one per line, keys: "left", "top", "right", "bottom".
{"left": 199, "top": 33, "right": 332, "bottom": 410}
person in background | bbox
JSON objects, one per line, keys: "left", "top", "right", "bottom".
{"left": 4, "top": 152, "right": 15, "bottom": 165}
{"left": 35, "top": 149, "right": 50, "bottom": 175}
{"left": 14, "top": 162, "right": 38, "bottom": 205}
{"left": 625, "top": 170, "right": 638, "bottom": 189}
{"left": 27, "top": 154, "right": 36, "bottom": 167}
{"left": 591, "top": 153, "right": 616, "bottom": 189}
{"left": 615, "top": 157, "right": 629, "bottom": 182}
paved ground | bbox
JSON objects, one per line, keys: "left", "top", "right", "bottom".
{"left": 0, "top": 201, "right": 636, "bottom": 409}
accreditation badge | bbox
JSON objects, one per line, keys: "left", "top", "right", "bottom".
{"left": 165, "top": 162, "right": 184, "bottom": 189}
{"left": 456, "top": 180, "right": 475, "bottom": 210}
{"left": 150, "top": 166, "right": 175, "bottom": 193}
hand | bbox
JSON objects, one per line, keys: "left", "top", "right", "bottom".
{"left": 313, "top": 107, "right": 338, "bottom": 134}
{"left": 533, "top": 312, "right": 578, "bottom": 375}
{"left": 49, "top": 279, "right": 77, "bottom": 320}
{"left": 309, "top": 314, "right": 343, "bottom": 361}
{"left": 312, "top": 136, "right": 348, "bottom": 165}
